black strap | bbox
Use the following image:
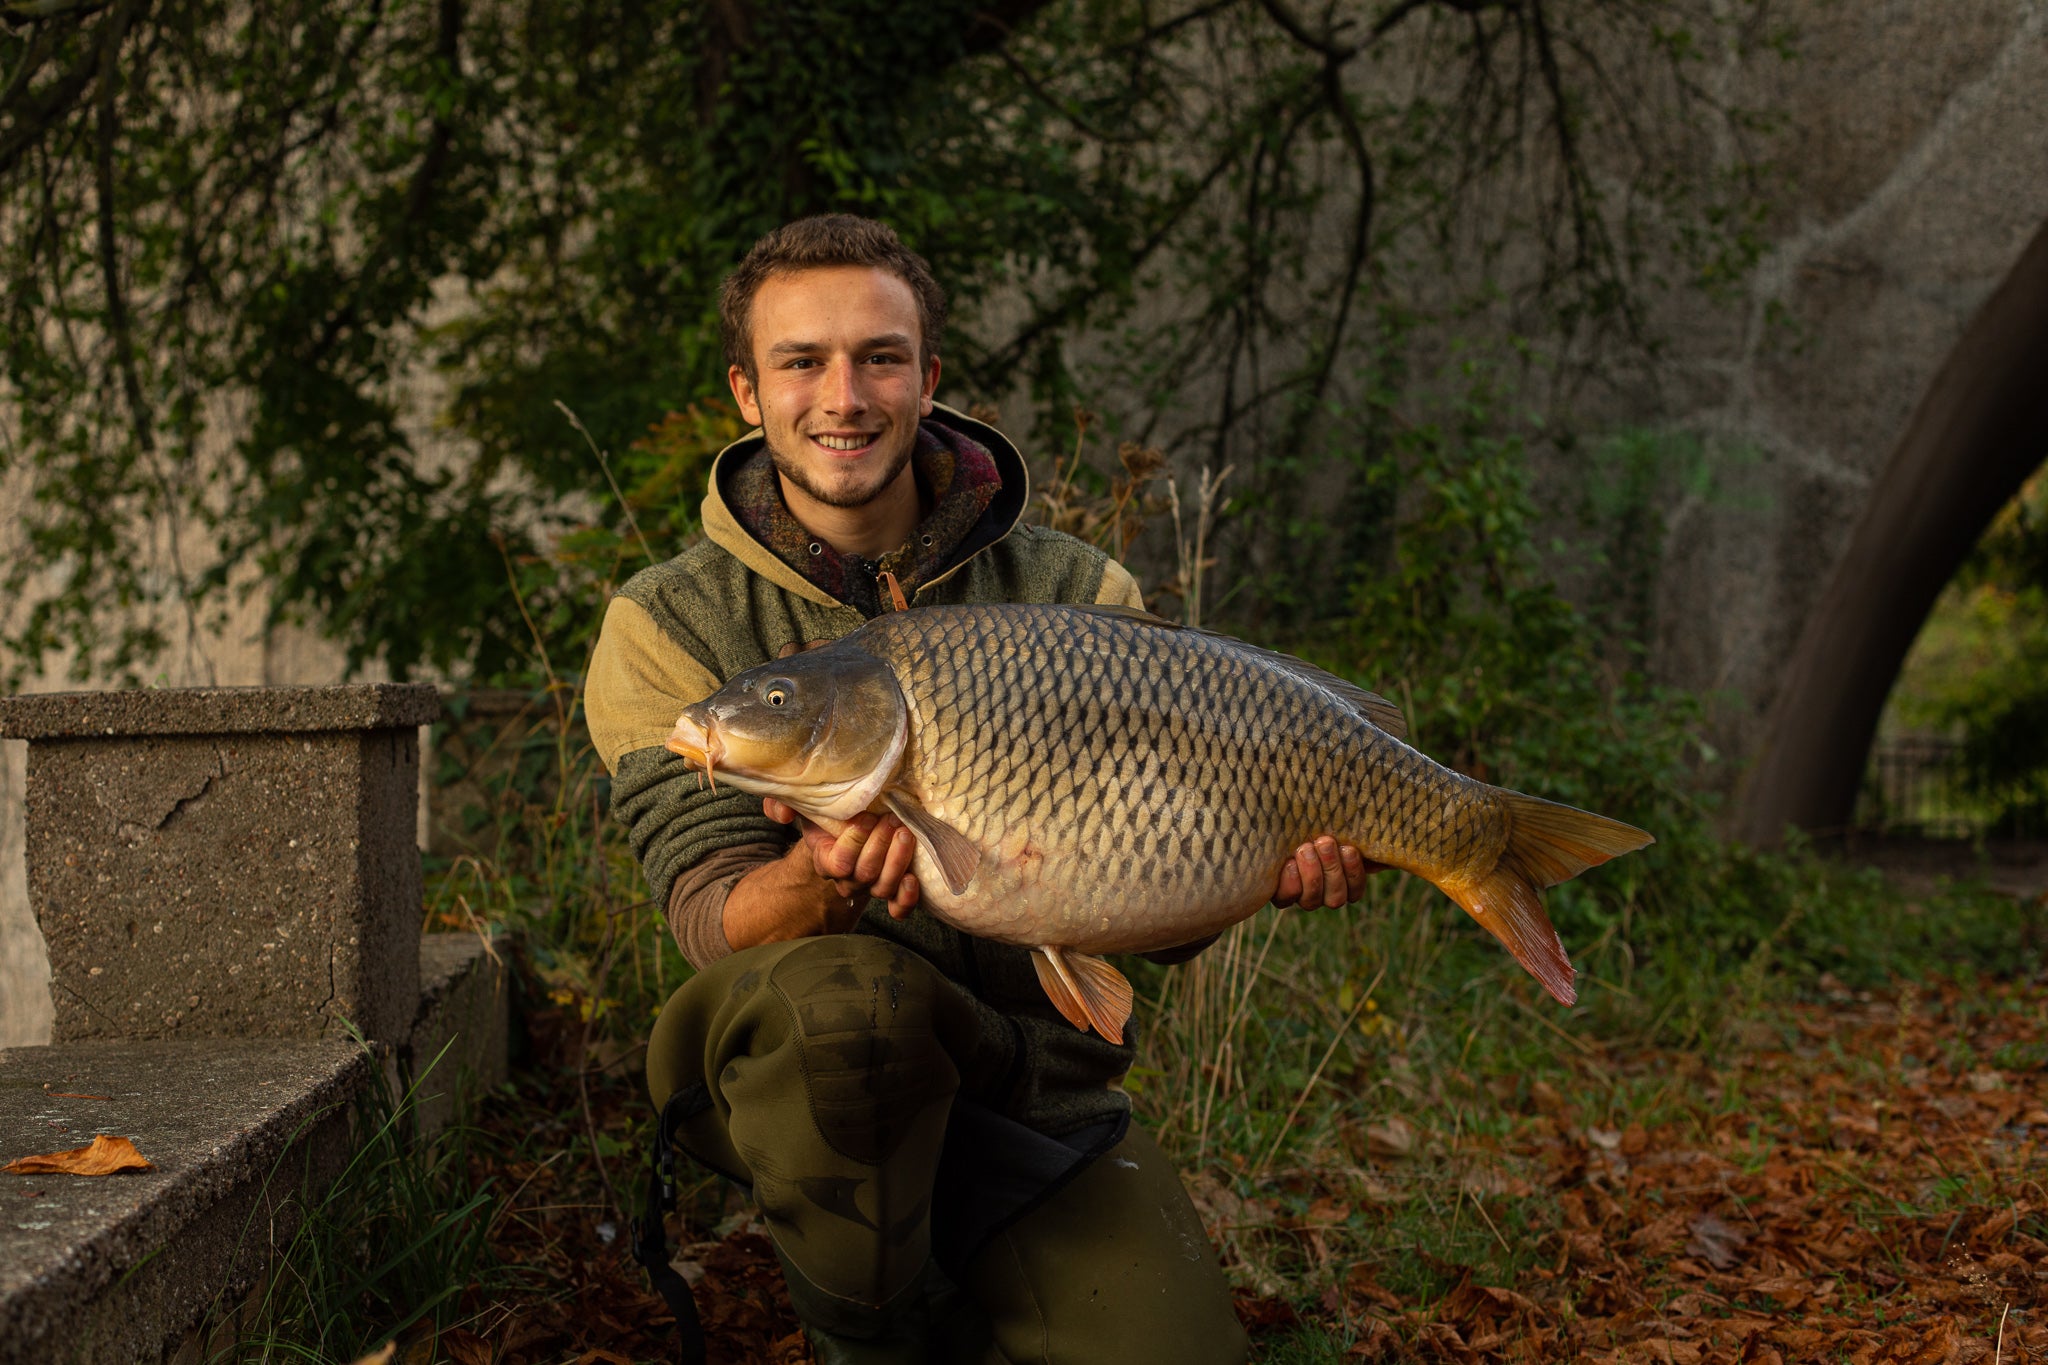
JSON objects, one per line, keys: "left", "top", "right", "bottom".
{"left": 631, "top": 1084, "right": 712, "bottom": 1365}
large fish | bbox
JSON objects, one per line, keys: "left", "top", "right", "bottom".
{"left": 664, "top": 603, "right": 1652, "bottom": 1043}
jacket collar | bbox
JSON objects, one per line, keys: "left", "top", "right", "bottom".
{"left": 699, "top": 401, "right": 1032, "bottom": 610}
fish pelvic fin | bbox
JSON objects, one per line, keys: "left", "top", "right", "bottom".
{"left": 1032, "top": 947, "right": 1134, "bottom": 1045}
{"left": 1443, "top": 791, "right": 1655, "bottom": 1008}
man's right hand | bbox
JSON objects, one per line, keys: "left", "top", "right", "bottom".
{"left": 720, "top": 799, "right": 922, "bottom": 951}
{"left": 765, "top": 797, "right": 921, "bottom": 922}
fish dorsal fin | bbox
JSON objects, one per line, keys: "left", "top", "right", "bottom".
{"left": 1067, "top": 605, "right": 1408, "bottom": 740}
{"left": 1033, "top": 947, "right": 1134, "bottom": 1045}
{"left": 1068, "top": 603, "right": 1179, "bottom": 628}
{"left": 1242, "top": 647, "right": 1408, "bottom": 740}
{"left": 882, "top": 791, "right": 982, "bottom": 895}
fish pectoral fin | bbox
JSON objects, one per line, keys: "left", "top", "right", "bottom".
{"left": 882, "top": 792, "right": 982, "bottom": 895}
{"left": 1032, "top": 950, "right": 1094, "bottom": 1034}
{"left": 1035, "top": 947, "right": 1134, "bottom": 1045}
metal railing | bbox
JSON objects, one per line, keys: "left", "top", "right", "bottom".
{"left": 1856, "top": 735, "right": 2044, "bottom": 840}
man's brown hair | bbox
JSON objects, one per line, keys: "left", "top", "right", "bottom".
{"left": 719, "top": 215, "right": 948, "bottom": 380}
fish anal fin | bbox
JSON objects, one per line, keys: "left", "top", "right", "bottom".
{"left": 1032, "top": 950, "right": 1093, "bottom": 1033}
{"left": 1037, "top": 947, "right": 1134, "bottom": 1045}
{"left": 883, "top": 792, "right": 982, "bottom": 895}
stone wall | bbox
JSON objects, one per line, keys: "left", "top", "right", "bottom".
{"left": 1640, "top": 0, "right": 2048, "bottom": 774}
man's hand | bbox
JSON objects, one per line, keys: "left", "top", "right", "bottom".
{"left": 1272, "top": 835, "right": 1386, "bottom": 909}
{"left": 765, "top": 797, "right": 922, "bottom": 922}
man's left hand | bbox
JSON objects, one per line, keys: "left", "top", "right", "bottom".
{"left": 1272, "top": 835, "right": 1386, "bottom": 909}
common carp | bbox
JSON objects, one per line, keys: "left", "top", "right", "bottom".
{"left": 664, "top": 603, "right": 1652, "bottom": 1043}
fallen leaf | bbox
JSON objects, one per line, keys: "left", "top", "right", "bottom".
{"left": 1365, "top": 1115, "right": 1417, "bottom": 1160}
{"left": 1686, "top": 1212, "right": 1749, "bottom": 1270}
{"left": 347, "top": 1346, "right": 395, "bottom": 1365}
{"left": 440, "top": 1328, "right": 492, "bottom": 1365}
{"left": 4, "top": 1134, "right": 154, "bottom": 1175}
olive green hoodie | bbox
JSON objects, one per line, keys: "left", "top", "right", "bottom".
{"left": 587, "top": 404, "right": 1145, "bottom": 1135}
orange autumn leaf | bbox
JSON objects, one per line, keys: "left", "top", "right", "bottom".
{"left": 3, "top": 1133, "right": 154, "bottom": 1175}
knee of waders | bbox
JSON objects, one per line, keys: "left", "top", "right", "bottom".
{"left": 766, "top": 935, "right": 966, "bottom": 1168}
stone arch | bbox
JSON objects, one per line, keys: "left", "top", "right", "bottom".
{"left": 1736, "top": 216, "right": 2048, "bottom": 845}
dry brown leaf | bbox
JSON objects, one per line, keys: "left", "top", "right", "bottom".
{"left": 440, "top": 1328, "right": 492, "bottom": 1365}
{"left": 3, "top": 1133, "right": 153, "bottom": 1175}
{"left": 1365, "top": 1115, "right": 1417, "bottom": 1160}
{"left": 1686, "top": 1212, "right": 1749, "bottom": 1270}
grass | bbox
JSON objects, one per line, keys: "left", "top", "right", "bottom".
{"left": 216, "top": 1042, "right": 498, "bottom": 1364}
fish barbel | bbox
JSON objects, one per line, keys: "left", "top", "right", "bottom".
{"left": 664, "top": 603, "right": 1652, "bottom": 1043}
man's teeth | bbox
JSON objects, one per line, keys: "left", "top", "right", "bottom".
{"left": 814, "top": 434, "right": 874, "bottom": 451}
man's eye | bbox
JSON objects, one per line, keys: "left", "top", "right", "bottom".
{"left": 863, "top": 353, "right": 903, "bottom": 365}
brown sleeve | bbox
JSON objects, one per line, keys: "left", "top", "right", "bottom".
{"left": 666, "top": 840, "right": 787, "bottom": 970}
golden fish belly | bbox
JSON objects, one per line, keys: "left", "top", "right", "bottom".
{"left": 857, "top": 604, "right": 1506, "bottom": 955}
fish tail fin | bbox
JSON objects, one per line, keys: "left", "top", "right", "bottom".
{"left": 1441, "top": 791, "right": 1655, "bottom": 1007}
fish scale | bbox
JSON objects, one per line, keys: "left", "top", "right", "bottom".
{"left": 666, "top": 602, "right": 1655, "bottom": 1041}
{"left": 857, "top": 604, "right": 1488, "bottom": 952}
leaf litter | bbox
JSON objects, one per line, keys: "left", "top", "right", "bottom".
{"left": 434, "top": 975, "right": 2043, "bottom": 1363}
{"left": 1208, "top": 973, "right": 2048, "bottom": 1362}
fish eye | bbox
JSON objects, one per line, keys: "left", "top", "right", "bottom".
{"left": 764, "top": 680, "right": 794, "bottom": 707}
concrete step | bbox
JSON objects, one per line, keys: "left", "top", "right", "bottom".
{"left": 0, "top": 1038, "right": 368, "bottom": 1365}
{"left": 0, "top": 932, "right": 508, "bottom": 1364}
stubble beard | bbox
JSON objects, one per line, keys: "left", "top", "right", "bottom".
{"left": 766, "top": 431, "right": 916, "bottom": 511}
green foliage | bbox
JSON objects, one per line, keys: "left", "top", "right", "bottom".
{"left": 1, "top": 0, "right": 1780, "bottom": 685}
{"left": 1887, "top": 472, "right": 2048, "bottom": 834}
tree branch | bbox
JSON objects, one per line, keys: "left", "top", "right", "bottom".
{"left": 92, "top": 0, "right": 153, "bottom": 456}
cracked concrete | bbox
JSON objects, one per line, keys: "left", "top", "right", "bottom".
{"left": 0, "top": 1037, "right": 371, "bottom": 1365}
{"left": 0, "top": 688, "right": 436, "bottom": 1046}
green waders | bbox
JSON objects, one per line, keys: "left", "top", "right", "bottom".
{"left": 645, "top": 934, "right": 1249, "bottom": 1365}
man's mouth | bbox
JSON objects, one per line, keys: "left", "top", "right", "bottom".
{"left": 811, "top": 432, "right": 878, "bottom": 454}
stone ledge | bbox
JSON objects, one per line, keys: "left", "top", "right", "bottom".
{"left": 0, "top": 684, "right": 441, "bottom": 741}
{"left": 406, "top": 932, "right": 511, "bottom": 1137}
{"left": 0, "top": 1038, "right": 371, "bottom": 1365}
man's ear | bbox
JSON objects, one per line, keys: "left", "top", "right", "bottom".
{"left": 919, "top": 353, "right": 940, "bottom": 416}
{"left": 729, "top": 364, "right": 764, "bottom": 426}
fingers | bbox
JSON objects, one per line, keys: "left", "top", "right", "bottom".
{"left": 888, "top": 874, "right": 920, "bottom": 920}
{"left": 1315, "top": 836, "right": 1347, "bottom": 908}
{"left": 1273, "top": 859, "right": 1304, "bottom": 908}
{"left": 852, "top": 815, "right": 908, "bottom": 887}
{"left": 818, "top": 813, "right": 879, "bottom": 880}
{"left": 1293, "top": 841, "right": 1326, "bottom": 909}
{"left": 1279, "top": 837, "right": 1384, "bottom": 909}
{"left": 764, "top": 797, "right": 797, "bottom": 825}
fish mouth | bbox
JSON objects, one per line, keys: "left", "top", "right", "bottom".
{"left": 665, "top": 712, "right": 724, "bottom": 791}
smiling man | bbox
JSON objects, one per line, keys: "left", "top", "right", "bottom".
{"left": 585, "top": 216, "right": 1371, "bottom": 1364}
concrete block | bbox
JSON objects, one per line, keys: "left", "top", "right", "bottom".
{"left": 0, "top": 1037, "right": 371, "bottom": 1365}
{"left": 0, "top": 686, "right": 439, "bottom": 1045}
{"left": 405, "top": 932, "right": 510, "bottom": 1137}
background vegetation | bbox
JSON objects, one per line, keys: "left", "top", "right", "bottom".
{"left": 0, "top": 0, "right": 1780, "bottom": 683}
{"left": 4, "top": 1, "right": 2042, "bottom": 1360}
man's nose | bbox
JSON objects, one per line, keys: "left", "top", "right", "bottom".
{"left": 822, "top": 358, "right": 867, "bottom": 415}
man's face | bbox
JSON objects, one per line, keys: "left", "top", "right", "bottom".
{"left": 729, "top": 265, "right": 940, "bottom": 513}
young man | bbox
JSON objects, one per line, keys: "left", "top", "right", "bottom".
{"left": 586, "top": 216, "right": 1373, "bottom": 1363}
